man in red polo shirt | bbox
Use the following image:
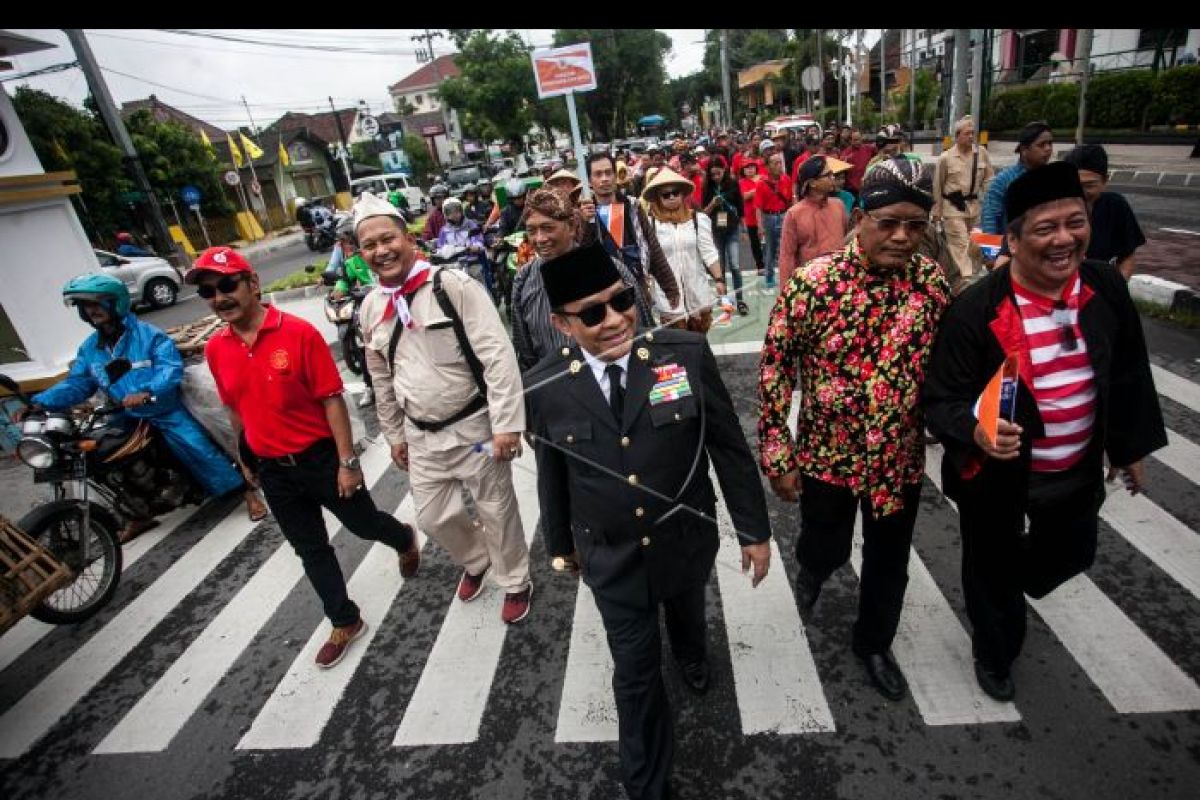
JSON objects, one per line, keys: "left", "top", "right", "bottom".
{"left": 754, "top": 145, "right": 793, "bottom": 291}
{"left": 838, "top": 128, "right": 876, "bottom": 198}
{"left": 188, "top": 246, "right": 419, "bottom": 669}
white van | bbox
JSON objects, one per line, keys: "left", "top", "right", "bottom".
{"left": 349, "top": 173, "right": 429, "bottom": 213}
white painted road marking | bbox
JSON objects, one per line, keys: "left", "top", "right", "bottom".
{"left": 554, "top": 584, "right": 619, "bottom": 742}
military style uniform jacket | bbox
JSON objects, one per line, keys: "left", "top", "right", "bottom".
{"left": 525, "top": 328, "right": 770, "bottom": 604}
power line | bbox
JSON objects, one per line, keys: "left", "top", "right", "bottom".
{"left": 87, "top": 30, "right": 411, "bottom": 61}
{"left": 156, "top": 28, "right": 426, "bottom": 57}
{"left": 0, "top": 60, "right": 78, "bottom": 83}
{"left": 98, "top": 65, "right": 241, "bottom": 104}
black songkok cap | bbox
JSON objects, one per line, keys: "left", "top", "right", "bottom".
{"left": 1004, "top": 160, "right": 1085, "bottom": 223}
{"left": 1061, "top": 144, "right": 1108, "bottom": 176}
{"left": 541, "top": 242, "right": 624, "bottom": 309}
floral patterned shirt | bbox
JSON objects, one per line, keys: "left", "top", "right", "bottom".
{"left": 757, "top": 239, "right": 950, "bottom": 517}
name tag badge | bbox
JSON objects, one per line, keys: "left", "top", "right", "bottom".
{"left": 649, "top": 364, "right": 693, "bottom": 406}
{"left": 715, "top": 211, "right": 729, "bottom": 228}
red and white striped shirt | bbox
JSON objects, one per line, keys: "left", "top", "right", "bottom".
{"left": 1013, "top": 277, "right": 1096, "bottom": 472}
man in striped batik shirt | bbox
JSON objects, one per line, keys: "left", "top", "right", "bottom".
{"left": 922, "top": 162, "right": 1167, "bottom": 703}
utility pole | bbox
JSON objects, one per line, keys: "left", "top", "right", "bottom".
{"left": 816, "top": 30, "right": 825, "bottom": 113}
{"left": 328, "top": 96, "right": 353, "bottom": 187}
{"left": 1075, "top": 29, "right": 1094, "bottom": 145}
{"left": 240, "top": 96, "right": 270, "bottom": 226}
{"left": 950, "top": 29, "right": 970, "bottom": 126}
{"left": 720, "top": 29, "right": 733, "bottom": 130}
{"left": 970, "top": 30, "right": 984, "bottom": 126}
{"left": 64, "top": 29, "right": 184, "bottom": 267}
{"left": 909, "top": 29, "right": 917, "bottom": 130}
{"left": 880, "top": 29, "right": 886, "bottom": 122}
{"left": 411, "top": 29, "right": 455, "bottom": 165}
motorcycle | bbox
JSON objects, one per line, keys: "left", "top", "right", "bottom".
{"left": 303, "top": 211, "right": 350, "bottom": 252}
{"left": 0, "top": 373, "right": 206, "bottom": 624}
{"left": 321, "top": 276, "right": 371, "bottom": 376}
{"left": 430, "top": 243, "right": 494, "bottom": 302}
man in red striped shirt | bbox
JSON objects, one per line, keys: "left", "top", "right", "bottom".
{"left": 923, "top": 162, "right": 1167, "bottom": 702}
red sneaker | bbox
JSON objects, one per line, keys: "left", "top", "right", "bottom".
{"left": 457, "top": 569, "right": 487, "bottom": 603}
{"left": 501, "top": 584, "right": 533, "bottom": 624}
{"left": 315, "top": 618, "right": 367, "bottom": 669}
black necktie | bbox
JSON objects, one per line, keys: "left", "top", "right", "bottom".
{"left": 606, "top": 363, "right": 625, "bottom": 422}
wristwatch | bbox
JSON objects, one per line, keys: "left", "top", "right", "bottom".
{"left": 339, "top": 456, "right": 361, "bottom": 471}
{"left": 551, "top": 555, "right": 579, "bottom": 573}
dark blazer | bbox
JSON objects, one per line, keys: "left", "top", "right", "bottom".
{"left": 922, "top": 260, "right": 1167, "bottom": 510}
{"left": 525, "top": 328, "right": 770, "bottom": 603}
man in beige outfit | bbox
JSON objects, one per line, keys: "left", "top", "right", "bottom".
{"left": 933, "top": 116, "right": 994, "bottom": 285}
{"left": 354, "top": 192, "right": 533, "bottom": 624}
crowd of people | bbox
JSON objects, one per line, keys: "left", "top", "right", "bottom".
{"left": 27, "top": 114, "right": 1163, "bottom": 800}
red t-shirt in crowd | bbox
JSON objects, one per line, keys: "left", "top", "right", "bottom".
{"left": 838, "top": 144, "right": 876, "bottom": 193}
{"left": 739, "top": 176, "right": 761, "bottom": 228}
{"left": 789, "top": 150, "right": 815, "bottom": 191}
{"left": 205, "top": 305, "right": 344, "bottom": 458}
{"left": 755, "top": 173, "right": 793, "bottom": 217}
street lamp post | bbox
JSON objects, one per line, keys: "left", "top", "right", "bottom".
{"left": 830, "top": 55, "right": 857, "bottom": 127}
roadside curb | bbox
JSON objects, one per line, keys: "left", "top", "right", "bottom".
{"left": 263, "top": 283, "right": 327, "bottom": 305}
{"left": 1130, "top": 274, "right": 1200, "bottom": 316}
{"left": 1108, "top": 169, "right": 1200, "bottom": 190}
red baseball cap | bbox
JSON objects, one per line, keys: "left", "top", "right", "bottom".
{"left": 185, "top": 246, "right": 253, "bottom": 284}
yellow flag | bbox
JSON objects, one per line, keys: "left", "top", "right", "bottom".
{"left": 199, "top": 129, "right": 217, "bottom": 161}
{"left": 226, "top": 132, "right": 244, "bottom": 168}
{"left": 278, "top": 139, "right": 290, "bottom": 167}
{"left": 239, "top": 131, "right": 264, "bottom": 161}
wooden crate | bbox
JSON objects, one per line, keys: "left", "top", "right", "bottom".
{"left": 167, "top": 315, "right": 225, "bottom": 358}
{"left": 0, "top": 515, "right": 73, "bottom": 636}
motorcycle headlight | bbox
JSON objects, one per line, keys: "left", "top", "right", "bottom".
{"left": 17, "top": 436, "right": 56, "bottom": 469}
{"left": 337, "top": 304, "right": 354, "bottom": 322}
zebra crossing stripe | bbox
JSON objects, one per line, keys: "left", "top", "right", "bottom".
{"left": 0, "top": 504, "right": 195, "bottom": 676}
{"left": 0, "top": 505, "right": 261, "bottom": 758}
{"left": 93, "top": 440, "right": 394, "bottom": 755}
{"left": 849, "top": 525, "right": 1020, "bottom": 726}
{"left": 393, "top": 450, "right": 540, "bottom": 747}
{"left": 554, "top": 585, "right": 619, "bottom": 743}
{"left": 1099, "top": 486, "right": 1200, "bottom": 602}
{"left": 925, "top": 445, "right": 1200, "bottom": 715}
{"left": 238, "top": 494, "right": 419, "bottom": 750}
{"left": 1157, "top": 429, "right": 1200, "bottom": 481}
{"left": 1151, "top": 365, "right": 1200, "bottom": 412}
{"left": 713, "top": 481, "right": 836, "bottom": 735}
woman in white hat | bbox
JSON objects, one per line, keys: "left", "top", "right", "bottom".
{"left": 642, "top": 167, "right": 725, "bottom": 334}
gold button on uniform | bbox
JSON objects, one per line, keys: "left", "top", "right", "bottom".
{"left": 641, "top": 536, "right": 651, "bottom": 546}
{"left": 620, "top": 436, "right": 631, "bottom": 448}
{"left": 673, "top": 412, "right": 682, "bottom": 421}
{"left": 628, "top": 474, "right": 639, "bottom": 485}
{"left": 635, "top": 507, "right": 645, "bottom": 518}
{"left": 566, "top": 434, "right": 575, "bottom": 444}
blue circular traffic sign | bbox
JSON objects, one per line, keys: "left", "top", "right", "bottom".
{"left": 180, "top": 185, "right": 202, "bottom": 205}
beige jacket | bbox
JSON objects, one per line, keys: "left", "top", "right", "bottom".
{"left": 933, "top": 146, "right": 994, "bottom": 220}
{"left": 362, "top": 263, "right": 525, "bottom": 451}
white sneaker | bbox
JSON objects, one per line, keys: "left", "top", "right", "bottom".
{"left": 357, "top": 389, "right": 375, "bottom": 408}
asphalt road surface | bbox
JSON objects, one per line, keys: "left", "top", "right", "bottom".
{"left": 1, "top": 305, "right": 1198, "bottom": 800}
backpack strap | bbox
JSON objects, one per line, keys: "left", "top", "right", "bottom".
{"left": 431, "top": 269, "right": 488, "bottom": 400}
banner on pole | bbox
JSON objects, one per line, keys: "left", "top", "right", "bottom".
{"left": 531, "top": 43, "right": 598, "bottom": 99}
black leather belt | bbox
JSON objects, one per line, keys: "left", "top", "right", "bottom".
{"left": 407, "top": 395, "right": 487, "bottom": 433}
{"left": 260, "top": 437, "right": 334, "bottom": 467}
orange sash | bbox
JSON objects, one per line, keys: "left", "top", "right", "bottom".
{"left": 606, "top": 201, "right": 625, "bottom": 250}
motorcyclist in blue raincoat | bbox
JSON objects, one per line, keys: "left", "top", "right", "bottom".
{"left": 31, "top": 274, "right": 262, "bottom": 537}
{"left": 436, "top": 197, "right": 494, "bottom": 297}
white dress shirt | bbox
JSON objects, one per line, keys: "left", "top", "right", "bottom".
{"left": 580, "top": 348, "right": 631, "bottom": 403}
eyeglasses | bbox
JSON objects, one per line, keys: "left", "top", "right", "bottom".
{"left": 197, "top": 274, "right": 247, "bottom": 299}
{"left": 864, "top": 211, "right": 929, "bottom": 235}
{"left": 556, "top": 286, "right": 638, "bottom": 327}
{"left": 658, "top": 189, "right": 685, "bottom": 199}
{"left": 1052, "top": 301, "right": 1079, "bottom": 352}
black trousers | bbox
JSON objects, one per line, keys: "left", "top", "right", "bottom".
{"left": 797, "top": 476, "right": 921, "bottom": 656}
{"left": 258, "top": 438, "right": 413, "bottom": 628}
{"left": 590, "top": 560, "right": 706, "bottom": 800}
{"left": 746, "top": 225, "right": 765, "bottom": 271}
{"left": 959, "top": 472, "right": 1105, "bottom": 672}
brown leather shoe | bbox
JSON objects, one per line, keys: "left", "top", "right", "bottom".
{"left": 398, "top": 526, "right": 420, "bottom": 579}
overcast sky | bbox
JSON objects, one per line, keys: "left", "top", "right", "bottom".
{"left": 4, "top": 29, "right": 714, "bottom": 131}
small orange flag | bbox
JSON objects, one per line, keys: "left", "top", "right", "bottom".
{"left": 975, "top": 353, "right": 1020, "bottom": 446}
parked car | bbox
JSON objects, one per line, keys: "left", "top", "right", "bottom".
{"left": 349, "top": 173, "right": 428, "bottom": 213}
{"left": 445, "top": 163, "right": 486, "bottom": 197}
{"left": 93, "top": 249, "right": 181, "bottom": 310}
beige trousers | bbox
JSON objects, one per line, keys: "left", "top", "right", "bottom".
{"left": 408, "top": 440, "right": 530, "bottom": 592}
{"left": 942, "top": 214, "right": 979, "bottom": 281}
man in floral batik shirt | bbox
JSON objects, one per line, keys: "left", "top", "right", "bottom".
{"left": 757, "top": 156, "right": 950, "bottom": 702}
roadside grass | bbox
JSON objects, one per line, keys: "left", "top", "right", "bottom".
{"left": 263, "top": 260, "right": 327, "bottom": 293}
{"left": 1135, "top": 299, "right": 1200, "bottom": 329}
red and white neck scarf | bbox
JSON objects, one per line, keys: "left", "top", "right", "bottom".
{"left": 378, "top": 262, "right": 430, "bottom": 329}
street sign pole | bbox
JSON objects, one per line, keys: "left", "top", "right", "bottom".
{"left": 190, "top": 204, "right": 212, "bottom": 248}
{"left": 532, "top": 42, "right": 599, "bottom": 197}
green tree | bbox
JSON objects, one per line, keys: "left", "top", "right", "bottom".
{"left": 349, "top": 141, "right": 383, "bottom": 171}
{"left": 552, "top": 29, "right": 673, "bottom": 141}
{"left": 700, "top": 29, "right": 792, "bottom": 120}
{"left": 124, "top": 111, "right": 234, "bottom": 218}
{"left": 12, "top": 86, "right": 130, "bottom": 242}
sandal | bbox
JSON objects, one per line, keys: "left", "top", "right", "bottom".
{"left": 737, "top": 301, "right": 749, "bottom": 316}
{"left": 245, "top": 491, "right": 269, "bottom": 522}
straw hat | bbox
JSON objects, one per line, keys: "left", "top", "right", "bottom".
{"left": 826, "top": 157, "right": 853, "bottom": 174}
{"left": 640, "top": 166, "right": 694, "bottom": 201}
{"left": 545, "top": 168, "right": 583, "bottom": 197}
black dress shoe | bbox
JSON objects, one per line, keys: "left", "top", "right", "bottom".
{"left": 861, "top": 652, "right": 908, "bottom": 701}
{"left": 974, "top": 660, "right": 1016, "bottom": 701}
{"left": 794, "top": 567, "right": 823, "bottom": 613}
{"left": 678, "top": 659, "right": 710, "bottom": 694}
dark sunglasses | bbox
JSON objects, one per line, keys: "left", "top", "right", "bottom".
{"left": 658, "top": 189, "right": 685, "bottom": 199}
{"left": 557, "top": 286, "right": 638, "bottom": 327}
{"left": 197, "top": 274, "right": 247, "bottom": 299}
{"left": 1052, "top": 301, "right": 1079, "bottom": 352}
{"left": 864, "top": 211, "right": 929, "bottom": 235}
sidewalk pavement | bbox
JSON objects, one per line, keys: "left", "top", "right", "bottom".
{"left": 919, "top": 140, "right": 1200, "bottom": 187}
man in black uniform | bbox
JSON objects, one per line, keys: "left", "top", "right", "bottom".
{"left": 524, "top": 243, "right": 772, "bottom": 800}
